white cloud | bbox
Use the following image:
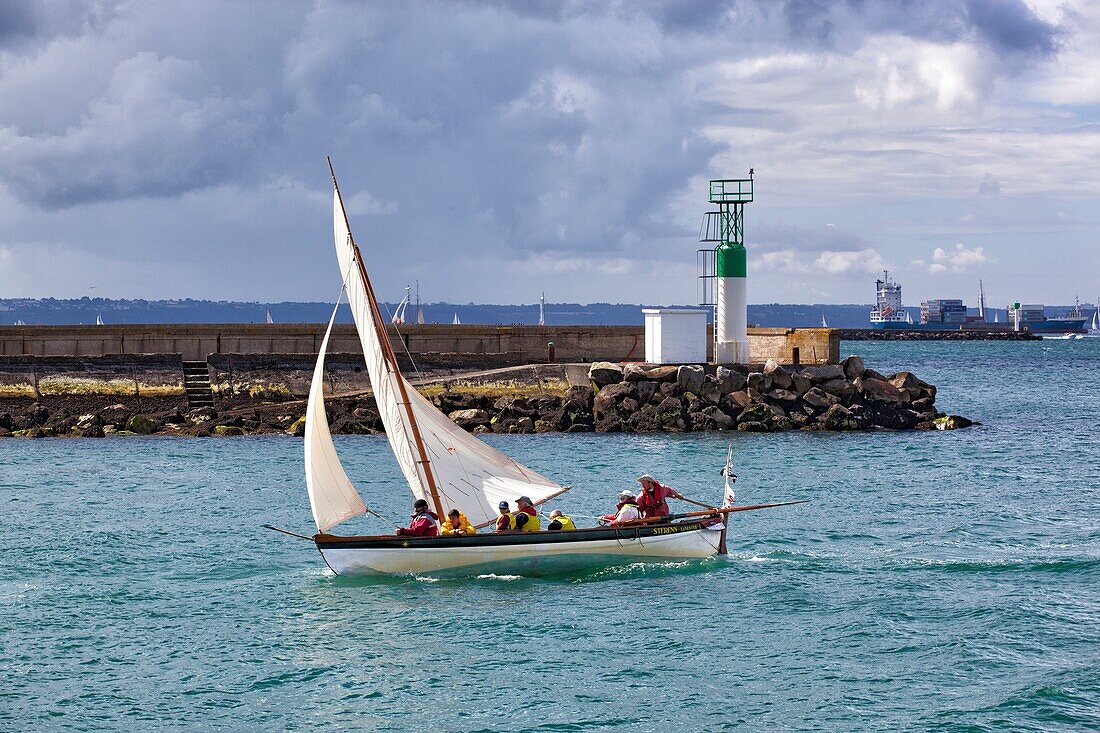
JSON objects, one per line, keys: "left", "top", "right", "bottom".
{"left": 814, "top": 249, "right": 886, "bottom": 275}
{"left": 927, "top": 242, "right": 987, "bottom": 273}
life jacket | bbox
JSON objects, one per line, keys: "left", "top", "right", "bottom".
{"left": 442, "top": 513, "right": 475, "bottom": 536}
{"left": 637, "top": 485, "right": 671, "bottom": 518}
{"left": 495, "top": 513, "right": 515, "bottom": 531}
{"left": 548, "top": 514, "right": 576, "bottom": 531}
{"left": 512, "top": 507, "right": 540, "bottom": 532}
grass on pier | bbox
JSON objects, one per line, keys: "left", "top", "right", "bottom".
{"left": 0, "top": 378, "right": 184, "bottom": 398}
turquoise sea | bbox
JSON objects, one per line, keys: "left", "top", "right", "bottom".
{"left": 1, "top": 340, "right": 1097, "bottom": 731}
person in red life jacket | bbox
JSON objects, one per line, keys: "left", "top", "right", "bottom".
{"left": 494, "top": 500, "right": 514, "bottom": 532}
{"left": 511, "top": 495, "right": 540, "bottom": 531}
{"left": 396, "top": 498, "right": 439, "bottom": 537}
{"left": 635, "top": 474, "right": 685, "bottom": 519}
{"left": 601, "top": 490, "right": 641, "bottom": 525}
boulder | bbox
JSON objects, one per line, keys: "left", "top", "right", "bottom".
{"left": 214, "top": 425, "right": 245, "bottom": 436}
{"left": 821, "top": 378, "right": 857, "bottom": 399}
{"left": 818, "top": 404, "right": 860, "bottom": 430}
{"left": 516, "top": 417, "right": 535, "bottom": 432}
{"left": 473, "top": 424, "right": 493, "bottom": 434}
{"left": 737, "top": 421, "right": 771, "bottom": 432}
{"left": 725, "top": 391, "right": 752, "bottom": 410}
{"left": 636, "top": 381, "right": 658, "bottom": 405}
{"left": 676, "top": 365, "right": 705, "bottom": 395}
{"left": 493, "top": 396, "right": 536, "bottom": 417}
{"left": 562, "top": 385, "right": 595, "bottom": 410}
{"left": 766, "top": 388, "right": 799, "bottom": 403}
{"left": 629, "top": 404, "right": 661, "bottom": 432}
{"left": 73, "top": 425, "right": 105, "bottom": 438}
{"left": 934, "top": 415, "right": 974, "bottom": 431}
{"left": 716, "top": 366, "right": 747, "bottom": 394}
{"left": 595, "top": 415, "right": 624, "bottom": 433}
{"left": 653, "top": 397, "right": 683, "bottom": 427}
{"left": 75, "top": 413, "right": 103, "bottom": 430}
{"left": 860, "top": 377, "right": 909, "bottom": 404}
{"left": 799, "top": 364, "right": 845, "bottom": 382}
{"left": 534, "top": 419, "right": 554, "bottom": 433}
{"left": 746, "top": 387, "right": 764, "bottom": 404}
{"left": 764, "top": 359, "right": 793, "bottom": 389}
{"left": 588, "top": 362, "right": 625, "bottom": 388}
{"left": 803, "top": 387, "right": 838, "bottom": 409}
{"left": 842, "top": 355, "right": 866, "bottom": 380}
{"left": 24, "top": 404, "right": 50, "bottom": 427}
{"left": 286, "top": 417, "right": 306, "bottom": 437}
{"left": 619, "top": 397, "right": 639, "bottom": 413}
{"left": 698, "top": 376, "right": 722, "bottom": 404}
{"left": 187, "top": 406, "right": 217, "bottom": 424}
{"left": 436, "top": 391, "right": 480, "bottom": 414}
{"left": 791, "top": 374, "right": 812, "bottom": 395}
{"left": 746, "top": 372, "right": 769, "bottom": 392}
{"left": 862, "top": 368, "right": 887, "bottom": 381}
{"left": 701, "top": 406, "right": 735, "bottom": 430}
{"left": 737, "top": 404, "right": 774, "bottom": 425}
{"left": 126, "top": 414, "right": 159, "bottom": 435}
{"left": 565, "top": 423, "right": 593, "bottom": 433}
{"left": 888, "top": 371, "right": 924, "bottom": 399}
{"left": 622, "top": 364, "right": 649, "bottom": 382}
{"left": 490, "top": 417, "right": 519, "bottom": 433}
{"left": 911, "top": 397, "right": 936, "bottom": 416}
{"left": 449, "top": 408, "right": 491, "bottom": 429}
{"left": 644, "top": 365, "right": 680, "bottom": 383}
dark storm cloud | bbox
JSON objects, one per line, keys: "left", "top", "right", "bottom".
{"left": 965, "top": 0, "right": 1061, "bottom": 55}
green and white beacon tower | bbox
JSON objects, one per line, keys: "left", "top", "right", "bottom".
{"left": 698, "top": 171, "right": 753, "bottom": 364}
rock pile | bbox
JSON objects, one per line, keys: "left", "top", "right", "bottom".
{"left": 0, "top": 356, "right": 974, "bottom": 438}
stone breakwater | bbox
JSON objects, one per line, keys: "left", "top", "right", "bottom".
{"left": 534, "top": 358, "right": 972, "bottom": 434}
{"left": 0, "top": 356, "right": 973, "bottom": 438}
{"left": 839, "top": 329, "right": 1039, "bottom": 341}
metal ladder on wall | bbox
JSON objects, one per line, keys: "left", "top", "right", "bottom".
{"left": 182, "top": 360, "right": 214, "bottom": 408}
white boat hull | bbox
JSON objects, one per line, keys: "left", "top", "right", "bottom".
{"left": 317, "top": 524, "right": 723, "bottom": 577}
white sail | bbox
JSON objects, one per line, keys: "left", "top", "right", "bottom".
{"left": 1092, "top": 302, "right": 1099, "bottom": 331}
{"left": 333, "top": 188, "right": 564, "bottom": 527}
{"left": 96, "top": 313, "right": 104, "bottom": 326}
{"left": 453, "top": 313, "right": 461, "bottom": 325}
{"left": 821, "top": 313, "right": 828, "bottom": 328}
{"left": 266, "top": 308, "right": 274, "bottom": 324}
{"left": 305, "top": 298, "right": 367, "bottom": 532}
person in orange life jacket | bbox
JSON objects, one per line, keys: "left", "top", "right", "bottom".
{"left": 440, "top": 509, "right": 476, "bottom": 536}
{"left": 601, "top": 491, "right": 641, "bottom": 526}
{"left": 396, "top": 498, "right": 439, "bottom": 536}
{"left": 511, "top": 495, "right": 540, "bottom": 531}
{"left": 635, "top": 474, "right": 685, "bottom": 519}
{"left": 494, "top": 501, "right": 514, "bottom": 532}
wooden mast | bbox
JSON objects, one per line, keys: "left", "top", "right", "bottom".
{"left": 327, "top": 157, "right": 446, "bottom": 522}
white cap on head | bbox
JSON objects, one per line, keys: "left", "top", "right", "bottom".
{"left": 619, "top": 490, "right": 635, "bottom": 499}
{"left": 637, "top": 474, "right": 654, "bottom": 483}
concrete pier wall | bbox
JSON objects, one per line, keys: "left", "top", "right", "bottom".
{"left": 0, "top": 323, "right": 839, "bottom": 365}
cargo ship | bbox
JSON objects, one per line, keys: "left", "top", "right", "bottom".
{"left": 1007, "top": 299, "right": 1088, "bottom": 335}
{"left": 869, "top": 272, "right": 1088, "bottom": 334}
{"left": 869, "top": 272, "right": 997, "bottom": 331}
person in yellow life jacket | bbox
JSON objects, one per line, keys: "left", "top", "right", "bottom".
{"left": 494, "top": 501, "right": 514, "bottom": 532}
{"left": 546, "top": 509, "right": 576, "bottom": 531}
{"left": 511, "top": 495, "right": 541, "bottom": 532}
{"left": 440, "top": 509, "right": 476, "bottom": 537}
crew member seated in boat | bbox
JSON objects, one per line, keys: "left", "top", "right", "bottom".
{"left": 545, "top": 509, "right": 576, "bottom": 531}
{"left": 602, "top": 491, "right": 640, "bottom": 526}
{"left": 511, "top": 495, "right": 541, "bottom": 532}
{"left": 635, "top": 474, "right": 685, "bottom": 519}
{"left": 494, "top": 501, "right": 514, "bottom": 532}
{"left": 440, "top": 509, "right": 476, "bottom": 537}
{"left": 396, "top": 499, "right": 439, "bottom": 536}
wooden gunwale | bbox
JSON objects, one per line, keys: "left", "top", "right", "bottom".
{"left": 314, "top": 518, "right": 717, "bottom": 550}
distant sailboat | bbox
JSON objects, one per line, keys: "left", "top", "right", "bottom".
{"left": 539, "top": 292, "right": 546, "bottom": 326}
{"left": 266, "top": 308, "right": 274, "bottom": 324}
{"left": 1088, "top": 299, "right": 1100, "bottom": 336}
{"left": 415, "top": 280, "right": 425, "bottom": 324}
{"left": 452, "top": 312, "right": 461, "bottom": 325}
{"left": 994, "top": 312, "right": 1000, "bottom": 323}
{"left": 96, "top": 313, "right": 105, "bottom": 326}
{"left": 906, "top": 311, "right": 914, "bottom": 325}
{"left": 14, "top": 319, "right": 26, "bottom": 326}
{"left": 821, "top": 313, "right": 828, "bottom": 328}
{"left": 391, "top": 285, "right": 410, "bottom": 324}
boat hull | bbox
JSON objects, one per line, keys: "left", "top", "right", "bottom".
{"left": 315, "top": 521, "right": 723, "bottom": 577}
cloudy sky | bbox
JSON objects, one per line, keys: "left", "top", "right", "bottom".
{"left": 0, "top": 0, "right": 1097, "bottom": 307}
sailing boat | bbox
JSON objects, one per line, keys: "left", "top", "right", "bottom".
{"left": 297, "top": 161, "right": 733, "bottom": 577}
{"left": 906, "top": 311, "right": 914, "bottom": 325}
{"left": 95, "top": 313, "right": 105, "bottom": 326}
{"left": 266, "top": 308, "right": 274, "bottom": 324}
{"left": 452, "top": 312, "right": 461, "bottom": 325}
{"left": 820, "top": 313, "right": 828, "bottom": 328}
